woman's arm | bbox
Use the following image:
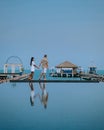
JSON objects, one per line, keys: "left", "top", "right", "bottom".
{"left": 34, "top": 64, "right": 39, "bottom": 69}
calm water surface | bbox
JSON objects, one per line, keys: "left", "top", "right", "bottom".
{"left": 0, "top": 82, "right": 104, "bottom": 130}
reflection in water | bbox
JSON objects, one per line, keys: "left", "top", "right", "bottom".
{"left": 1, "top": 82, "right": 104, "bottom": 130}
{"left": 29, "top": 82, "right": 49, "bottom": 108}
{"left": 39, "top": 82, "right": 48, "bottom": 109}
{"left": 29, "top": 82, "right": 39, "bottom": 106}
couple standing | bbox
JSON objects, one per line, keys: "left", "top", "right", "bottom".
{"left": 28, "top": 54, "right": 48, "bottom": 80}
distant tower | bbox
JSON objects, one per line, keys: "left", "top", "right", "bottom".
{"left": 89, "top": 60, "right": 97, "bottom": 74}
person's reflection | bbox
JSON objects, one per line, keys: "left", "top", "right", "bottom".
{"left": 29, "top": 82, "right": 38, "bottom": 106}
{"left": 39, "top": 82, "right": 48, "bottom": 109}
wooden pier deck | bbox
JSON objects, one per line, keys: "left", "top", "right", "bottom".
{"left": 0, "top": 73, "right": 20, "bottom": 76}
{"left": 1, "top": 73, "right": 104, "bottom": 84}
{"left": 0, "top": 74, "right": 29, "bottom": 84}
{"left": 80, "top": 73, "right": 104, "bottom": 82}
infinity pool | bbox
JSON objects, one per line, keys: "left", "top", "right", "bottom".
{"left": 0, "top": 82, "right": 104, "bottom": 130}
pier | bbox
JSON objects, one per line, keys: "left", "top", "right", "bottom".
{"left": 1, "top": 72, "right": 104, "bottom": 84}
{"left": 80, "top": 73, "right": 104, "bottom": 82}
{"left": 1, "top": 73, "right": 104, "bottom": 84}
{"left": 0, "top": 74, "right": 29, "bottom": 84}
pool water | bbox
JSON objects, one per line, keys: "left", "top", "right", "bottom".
{"left": 0, "top": 82, "right": 104, "bottom": 130}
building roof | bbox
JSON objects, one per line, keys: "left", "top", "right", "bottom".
{"left": 55, "top": 61, "right": 78, "bottom": 68}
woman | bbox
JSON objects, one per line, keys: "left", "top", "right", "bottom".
{"left": 28, "top": 57, "right": 39, "bottom": 80}
{"left": 29, "top": 82, "right": 39, "bottom": 106}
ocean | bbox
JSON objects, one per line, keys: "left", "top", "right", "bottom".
{"left": 0, "top": 70, "right": 104, "bottom": 130}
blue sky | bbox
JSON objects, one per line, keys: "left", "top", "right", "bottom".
{"left": 0, "top": 0, "right": 104, "bottom": 70}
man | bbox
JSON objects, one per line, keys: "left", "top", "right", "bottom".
{"left": 39, "top": 82, "right": 48, "bottom": 109}
{"left": 39, "top": 54, "right": 48, "bottom": 80}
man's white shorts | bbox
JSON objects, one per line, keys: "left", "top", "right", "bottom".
{"left": 43, "top": 68, "right": 47, "bottom": 73}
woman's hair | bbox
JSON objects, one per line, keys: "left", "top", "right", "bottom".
{"left": 30, "top": 57, "right": 34, "bottom": 66}
{"left": 44, "top": 54, "right": 47, "bottom": 58}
